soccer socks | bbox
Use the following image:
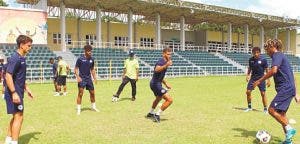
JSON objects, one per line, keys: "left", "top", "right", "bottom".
{"left": 248, "top": 102, "right": 252, "bottom": 109}
{"left": 77, "top": 105, "right": 81, "bottom": 115}
{"left": 156, "top": 109, "right": 163, "bottom": 115}
{"left": 10, "top": 141, "right": 18, "bottom": 144}
{"left": 91, "top": 103, "right": 99, "bottom": 112}
{"left": 4, "top": 136, "right": 12, "bottom": 144}
{"left": 150, "top": 108, "right": 155, "bottom": 114}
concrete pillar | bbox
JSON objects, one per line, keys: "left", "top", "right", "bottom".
{"left": 155, "top": 13, "right": 161, "bottom": 49}
{"left": 227, "top": 22, "right": 232, "bottom": 51}
{"left": 60, "top": 1, "right": 66, "bottom": 52}
{"left": 180, "top": 16, "right": 185, "bottom": 51}
{"left": 260, "top": 25, "right": 264, "bottom": 52}
{"left": 286, "top": 29, "right": 291, "bottom": 52}
{"left": 275, "top": 28, "right": 278, "bottom": 39}
{"left": 244, "top": 24, "right": 249, "bottom": 53}
{"left": 96, "top": 8, "right": 102, "bottom": 48}
{"left": 128, "top": 10, "right": 133, "bottom": 49}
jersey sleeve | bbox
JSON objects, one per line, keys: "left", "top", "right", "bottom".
{"left": 263, "top": 59, "right": 268, "bottom": 68}
{"left": 156, "top": 59, "right": 165, "bottom": 66}
{"left": 91, "top": 58, "right": 95, "bottom": 70}
{"left": 135, "top": 59, "right": 139, "bottom": 69}
{"left": 75, "top": 58, "right": 80, "bottom": 68}
{"left": 271, "top": 53, "right": 283, "bottom": 67}
{"left": 6, "top": 57, "right": 20, "bottom": 75}
{"left": 123, "top": 59, "right": 127, "bottom": 69}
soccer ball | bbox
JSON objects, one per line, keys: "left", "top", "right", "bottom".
{"left": 256, "top": 130, "right": 271, "bottom": 144}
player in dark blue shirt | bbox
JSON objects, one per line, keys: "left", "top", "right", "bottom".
{"left": 74, "top": 45, "right": 98, "bottom": 115}
{"left": 253, "top": 39, "right": 298, "bottom": 144}
{"left": 245, "top": 47, "right": 270, "bottom": 113}
{"left": 49, "top": 57, "right": 58, "bottom": 94}
{"left": 147, "top": 47, "right": 173, "bottom": 123}
{"left": 4, "top": 35, "right": 34, "bottom": 144}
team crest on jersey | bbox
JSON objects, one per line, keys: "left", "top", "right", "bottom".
{"left": 161, "top": 89, "right": 166, "bottom": 93}
{"left": 90, "top": 60, "right": 93, "bottom": 63}
{"left": 18, "top": 105, "right": 23, "bottom": 110}
{"left": 258, "top": 60, "right": 262, "bottom": 64}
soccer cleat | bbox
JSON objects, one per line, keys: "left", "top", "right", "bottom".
{"left": 77, "top": 110, "right": 81, "bottom": 115}
{"left": 91, "top": 107, "right": 99, "bottom": 112}
{"left": 146, "top": 113, "right": 154, "bottom": 118}
{"left": 63, "top": 92, "right": 67, "bottom": 96}
{"left": 112, "top": 95, "right": 119, "bottom": 102}
{"left": 281, "top": 139, "right": 293, "bottom": 144}
{"left": 131, "top": 97, "right": 136, "bottom": 101}
{"left": 286, "top": 128, "right": 296, "bottom": 140}
{"left": 263, "top": 109, "right": 268, "bottom": 114}
{"left": 153, "top": 114, "right": 160, "bottom": 123}
{"left": 54, "top": 92, "right": 60, "bottom": 96}
{"left": 244, "top": 108, "right": 252, "bottom": 112}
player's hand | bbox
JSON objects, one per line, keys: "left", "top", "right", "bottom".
{"left": 94, "top": 79, "right": 98, "bottom": 85}
{"left": 294, "top": 94, "right": 300, "bottom": 103}
{"left": 12, "top": 92, "right": 21, "bottom": 104}
{"left": 76, "top": 77, "right": 82, "bottom": 83}
{"left": 27, "top": 90, "right": 34, "bottom": 100}
{"left": 166, "top": 60, "right": 173, "bottom": 67}
{"left": 266, "top": 80, "right": 271, "bottom": 87}
{"left": 165, "top": 83, "right": 171, "bottom": 89}
{"left": 246, "top": 75, "right": 250, "bottom": 82}
{"left": 135, "top": 76, "right": 138, "bottom": 82}
{"left": 253, "top": 80, "right": 261, "bottom": 89}
{"left": 122, "top": 75, "right": 125, "bottom": 79}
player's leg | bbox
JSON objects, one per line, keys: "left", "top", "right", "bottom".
{"left": 5, "top": 118, "right": 13, "bottom": 144}
{"left": 148, "top": 96, "right": 162, "bottom": 117}
{"left": 11, "top": 112, "right": 23, "bottom": 143}
{"left": 153, "top": 93, "right": 173, "bottom": 122}
{"left": 245, "top": 89, "right": 253, "bottom": 112}
{"left": 76, "top": 87, "right": 84, "bottom": 115}
{"left": 129, "top": 78, "right": 137, "bottom": 101}
{"left": 55, "top": 76, "right": 62, "bottom": 96}
{"left": 62, "top": 76, "right": 67, "bottom": 96}
{"left": 112, "top": 76, "right": 130, "bottom": 101}
{"left": 259, "top": 81, "right": 268, "bottom": 113}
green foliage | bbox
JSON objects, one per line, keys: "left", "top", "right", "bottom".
{"left": 0, "top": 75, "right": 299, "bottom": 143}
{"left": 0, "top": 0, "right": 8, "bottom": 6}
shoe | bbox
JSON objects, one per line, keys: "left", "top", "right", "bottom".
{"left": 244, "top": 108, "right": 252, "bottom": 112}
{"left": 63, "top": 92, "right": 67, "bottom": 96}
{"left": 91, "top": 107, "right": 99, "bottom": 112}
{"left": 112, "top": 95, "right": 119, "bottom": 102}
{"left": 54, "top": 92, "right": 60, "bottom": 96}
{"left": 131, "top": 97, "right": 136, "bottom": 101}
{"left": 286, "top": 128, "right": 296, "bottom": 140}
{"left": 153, "top": 114, "right": 160, "bottom": 123}
{"left": 263, "top": 109, "right": 268, "bottom": 114}
{"left": 77, "top": 110, "right": 81, "bottom": 115}
{"left": 146, "top": 113, "right": 154, "bottom": 118}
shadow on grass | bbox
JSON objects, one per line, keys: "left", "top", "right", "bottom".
{"left": 119, "top": 97, "right": 132, "bottom": 101}
{"left": 232, "top": 107, "right": 261, "bottom": 112}
{"left": 232, "top": 128, "right": 282, "bottom": 144}
{"left": 19, "top": 132, "right": 42, "bottom": 144}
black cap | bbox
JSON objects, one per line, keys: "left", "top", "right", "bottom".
{"left": 129, "top": 50, "right": 134, "bottom": 56}
{"left": 57, "top": 56, "right": 62, "bottom": 60}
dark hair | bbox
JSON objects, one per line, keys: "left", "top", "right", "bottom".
{"left": 163, "top": 47, "right": 172, "bottom": 53}
{"left": 84, "top": 45, "right": 93, "bottom": 51}
{"left": 49, "top": 58, "right": 54, "bottom": 61}
{"left": 252, "top": 47, "right": 261, "bottom": 53}
{"left": 264, "top": 39, "right": 283, "bottom": 51}
{"left": 16, "top": 35, "right": 32, "bottom": 48}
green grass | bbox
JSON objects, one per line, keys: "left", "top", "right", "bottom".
{"left": 1, "top": 75, "right": 300, "bottom": 144}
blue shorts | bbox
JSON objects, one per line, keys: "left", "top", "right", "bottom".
{"left": 247, "top": 79, "right": 266, "bottom": 92}
{"left": 150, "top": 82, "right": 167, "bottom": 97}
{"left": 78, "top": 79, "right": 94, "bottom": 90}
{"left": 5, "top": 91, "right": 24, "bottom": 114}
{"left": 270, "top": 85, "right": 295, "bottom": 112}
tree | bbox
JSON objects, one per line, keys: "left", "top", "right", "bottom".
{"left": 0, "top": 0, "right": 8, "bottom": 6}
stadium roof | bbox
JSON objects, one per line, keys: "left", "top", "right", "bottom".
{"left": 17, "top": 0, "right": 300, "bottom": 29}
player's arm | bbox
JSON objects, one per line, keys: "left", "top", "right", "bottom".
{"left": 265, "top": 67, "right": 271, "bottom": 87}
{"left": 135, "top": 68, "right": 139, "bottom": 81}
{"left": 91, "top": 67, "right": 97, "bottom": 84}
{"left": 162, "top": 79, "right": 171, "bottom": 89}
{"left": 155, "top": 60, "right": 172, "bottom": 73}
{"left": 122, "top": 68, "right": 127, "bottom": 79}
{"left": 253, "top": 66, "right": 278, "bottom": 88}
{"left": 74, "top": 66, "right": 82, "bottom": 83}
{"left": 24, "top": 83, "right": 33, "bottom": 99}
{"left": 6, "top": 72, "right": 21, "bottom": 104}
{"left": 246, "top": 67, "right": 251, "bottom": 82}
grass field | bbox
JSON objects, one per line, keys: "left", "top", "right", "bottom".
{"left": 0, "top": 75, "right": 300, "bottom": 144}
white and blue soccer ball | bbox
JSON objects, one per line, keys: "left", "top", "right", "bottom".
{"left": 256, "top": 130, "right": 271, "bottom": 144}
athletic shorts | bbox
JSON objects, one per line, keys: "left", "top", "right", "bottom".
{"left": 247, "top": 79, "right": 266, "bottom": 92}
{"left": 78, "top": 79, "right": 94, "bottom": 90}
{"left": 270, "top": 85, "right": 295, "bottom": 112}
{"left": 5, "top": 91, "right": 24, "bottom": 114}
{"left": 57, "top": 76, "right": 67, "bottom": 86}
{"left": 150, "top": 82, "right": 167, "bottom": 97}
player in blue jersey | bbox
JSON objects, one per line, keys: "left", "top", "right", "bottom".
{"left": 4, "top": 35, "right": 34, "bottom": 144}
{"left": 146, "top": 47, "right": 173, "bottom": 123}
{"left": 49, "top": 57, "right": 58, "bottom": 95}
{"left": 245, "top": 47, "right": 270, "bottom": 113}
{"left": 253, "top": 39, "right": 299, "bottom": 144}
{"left": 74, "top": 44, "right": 99, "bottom": 115}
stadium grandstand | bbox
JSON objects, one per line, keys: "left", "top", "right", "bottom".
{"left": 0, "top": 0, "right": 300, "bottom": 81}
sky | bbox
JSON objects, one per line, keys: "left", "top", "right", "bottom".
{"left": 3, "top": 0, "right": 300, "bottom": 20}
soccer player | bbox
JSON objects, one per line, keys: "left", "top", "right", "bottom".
{"left": 56, "top": 56, "right": 69, "bottom": 96}
{"left": 74, "top": 44, "right": 99, "bottom": 115}
{"left": 4, "top": 35, "right": 34, "bottom": 144}
{"left": 147, "top": 47, "right": 173, "bottom": 123}
{"left": 49, "top": 57, "right": 58, "bottom": 95}
{"left": 112, "top": 49, "right": 139, "bottom": 102}
{"left": 245, "top": 47, "right": 270, "bottom": 113}
{"left": 253, "top": 39, "right": 298, "bottom": 144}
